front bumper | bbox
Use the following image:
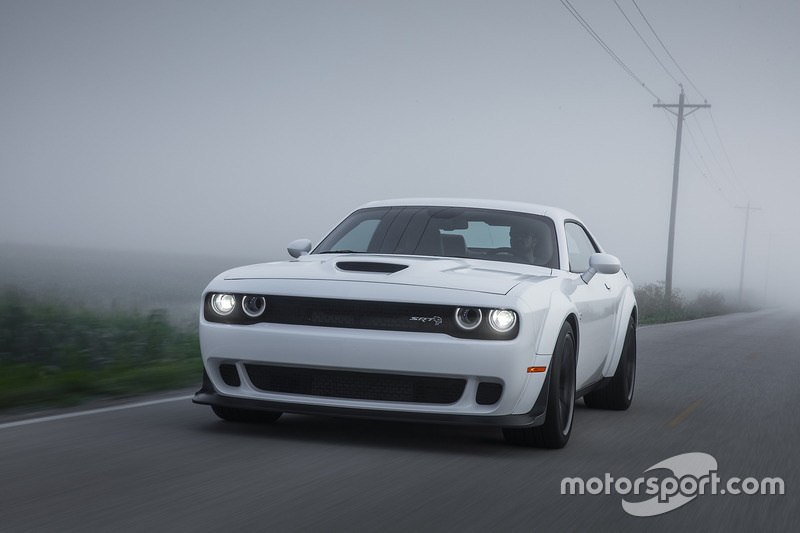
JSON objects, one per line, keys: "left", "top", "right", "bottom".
{"left": 199, "top": 318, "right": 554, "bottom": 419}
{"left": 193, "top": 367, "right": 550, "bottom": 428}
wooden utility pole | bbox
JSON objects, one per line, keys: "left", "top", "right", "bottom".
{"left": 653, "top": 88, "right": 710, "bottom": 302}
{"left": 736, "top": 202, "right": 761, "bottom": 304}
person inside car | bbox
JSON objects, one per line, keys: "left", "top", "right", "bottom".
{"left": 509, "top": 224, "right": 538, "bottom": 264}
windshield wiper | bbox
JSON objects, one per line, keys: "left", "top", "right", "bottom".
{"left": 318, "top": 250, "right": 365, "bottom": 254}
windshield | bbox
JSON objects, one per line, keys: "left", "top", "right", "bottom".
{"left": 314, "top": 206, "right": 558, "bottom": 268}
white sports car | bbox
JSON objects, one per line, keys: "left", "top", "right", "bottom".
{"left": 194, "top": 198, "right": 637, "bottom": 448}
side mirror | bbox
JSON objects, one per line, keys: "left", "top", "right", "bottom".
{"left": 581, "top": 253, "right": 621, "bottom": 284}
{"left": 287, "top": 238, "right": 313, "bottom": 258}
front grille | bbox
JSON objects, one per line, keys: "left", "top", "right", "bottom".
{"left": 245, "top": 364, "right": 465, "bottom": 404}
{"left": 204, "top": 294, "right": 519, "bottom": 340}
{"left": 278, "top": 297, "right": 451, "bottom": 332}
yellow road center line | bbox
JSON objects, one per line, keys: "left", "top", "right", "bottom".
{"left": 668, "top": 398, "right": 705, "bottom": 427}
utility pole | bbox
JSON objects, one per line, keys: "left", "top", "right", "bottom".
{"left": 653, "top": 88, "right": 710, "bottom": 303}
{"left": 736, "top": 202, "right": 761, "bottom": 305}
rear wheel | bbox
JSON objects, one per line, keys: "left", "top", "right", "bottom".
{"left": 584, "top": 316, "right": 636, "bottom": 410}
{"left": 211, "top": 405, "right": 283, "bottom": 424}
{"left": 503, "top": 322, "right": 576, "bottom": 448}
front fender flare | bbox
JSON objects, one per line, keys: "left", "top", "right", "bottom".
{"left": 601, "top": 285, "right": 637, "bottom": 378}
{"left": 535, "top": 290, "right": 579, "bottom": 357}
{"left": 511, "top": 291, "right": 578, "bottom": 415}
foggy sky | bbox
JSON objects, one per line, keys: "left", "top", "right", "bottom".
{"left": 2, "top": 1, "right": 798, "bottom": 304}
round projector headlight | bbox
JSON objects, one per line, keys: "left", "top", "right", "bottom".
{"left": 455, "top": 307, "right": 483, "bottom": 331}
{"left": 488, "top": 309, "right": 517, "bottom": 332}
{"left": 242, "top": 295, "right": 266, "bottom": 317}
{"left": 211, "top": 293, "right": 236, "bottom": 316}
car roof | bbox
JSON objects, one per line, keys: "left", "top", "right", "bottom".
{"left": 358, "top": 198, "right": 581, "bottom": 225}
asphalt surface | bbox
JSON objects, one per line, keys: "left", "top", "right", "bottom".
{"left": 1, "top": 309, "right": 797, "bottom": 532}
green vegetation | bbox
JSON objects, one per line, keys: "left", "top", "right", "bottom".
{"left": 0, "top": 278, "right": 744, "bottom": 411}
{"left": 0, "top": 288, "right": 201, "bottom": 411}
{"left": 635, "top": 281, "right": 735, "bottom": 324}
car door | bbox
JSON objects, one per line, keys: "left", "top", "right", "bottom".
{"left": 564, "top": 221, "right": 622, "bottom": 389}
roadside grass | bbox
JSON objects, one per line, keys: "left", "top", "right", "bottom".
{"left": 0, "top": 288, "right": 201, "bottom": 411}
{"left": 1, "top": 281, "right": 748, "bottom": 411}
{"left": 635, "top": 281, "right": 746, "bottom": 324}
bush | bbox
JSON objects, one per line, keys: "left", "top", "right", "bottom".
{"left": 0, "top": 288, "right": 201, "bottom": 410}
{"left": 689, "top": 289, "right": 730, "bottom": 317}
{"left": 635, "top": 282, "right": 731, "bottom": 324}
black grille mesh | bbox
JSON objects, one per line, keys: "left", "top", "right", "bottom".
{"left": 278, "top": 297, "right": 449, "bottom": 332}
{"left": 245, "top": 364, "right": 465, "bottom": 404}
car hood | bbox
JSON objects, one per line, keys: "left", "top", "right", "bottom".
{"left": 219, "top": 254, "right": 553, "bottom": 296}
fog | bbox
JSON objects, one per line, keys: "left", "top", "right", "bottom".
{"left": 2, "top": 1, "right": 798, "bottom": 307}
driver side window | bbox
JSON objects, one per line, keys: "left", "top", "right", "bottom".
{"left": 565, "top": 222, "right": 598, "bottom": 273}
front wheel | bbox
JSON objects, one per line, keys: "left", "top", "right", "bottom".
{"left": 503, "top": 322, "right": 576, "bottom": 448}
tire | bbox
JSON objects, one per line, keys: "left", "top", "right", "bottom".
{"left": 211, "top": 405, "right": 283, "bottom": 424}
{"left": 584, "top": 316, "right": 636, "bottom": 410}
{"left": 503, "top": 322, "right": 576, "bottom": 449}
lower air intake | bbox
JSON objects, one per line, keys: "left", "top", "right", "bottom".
{"left": 219, "top": 363, "right": 241, "bottom": 387}
{"left": 476, "top": 382, "right": 503, "bottom": 405}
{"left": 245, "top": 364, "right": 465, "bottom": 404}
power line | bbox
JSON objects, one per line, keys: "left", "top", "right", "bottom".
{"left": 708, "top": 109, "right": 751, "bottom": 201}
{"left": 662, "top": 106, "right": 732, "bottom": 206}
{"left": 688, "top": 112, "right": 721, "bottom": 171}
{"left": 630, "top": 0, "right": 707, "bottom": 101}
{"left": 613, "top": 0, "right": 681, "bottom": 88}
{"left": 682, "top": 119, "right": 733, "bottom": 205}
{"left": 623, "top": 3, "right": 749, "bottom": 204}
{"left": 683, "top": 93, "right": 750, "bottom": 204}
{"left": 687, "top": 111, "right": 748, "bottom": 205}
{"left": 560, "top": 0, "right": 663, "bottom": 101}
{"left": 626, "top": 3, "right": 749, "bottom": 205}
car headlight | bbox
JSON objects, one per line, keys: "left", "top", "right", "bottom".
{"left": 210, "top": 293, "right": 236, "bottom": 316}
{"left": 488, "top": 309, "right": 517, "bottom": 333}
{"left": 242, "top": 295, "right": 266, "bottom": 317}
{"left": 455, "top": 307, "right": 483, "bottom": 331}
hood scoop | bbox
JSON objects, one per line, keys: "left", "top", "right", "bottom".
{"left": 336, "top": 261, "right": 408, "bottom": 274}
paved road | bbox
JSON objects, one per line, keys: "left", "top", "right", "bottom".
{"left": 1, "top": 309, "right": 797, "bottom": 531}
